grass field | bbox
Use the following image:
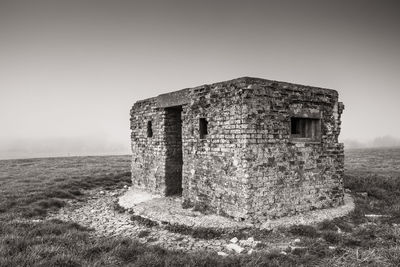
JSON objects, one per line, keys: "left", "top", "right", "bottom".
{"left": 1, "top": 149, "right": 400, "bottom": 266}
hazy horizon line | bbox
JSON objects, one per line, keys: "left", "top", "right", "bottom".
{"left": 1, "top": 135, "right": 400, "bottom": 160}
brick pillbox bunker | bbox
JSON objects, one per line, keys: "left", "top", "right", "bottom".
{"left": 130, "top": 77, "right": 345, "bottom": 223}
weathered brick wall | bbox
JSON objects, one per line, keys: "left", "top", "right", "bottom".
{"left": 181, "top": 82, "right": 250, "bottom": 219}
{"left": 240, "top": 79, "right": 344, "bottom": 222}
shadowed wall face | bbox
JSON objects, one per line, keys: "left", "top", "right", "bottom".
{"left": 130, "top": 98, "right": 166, "bottom": 194}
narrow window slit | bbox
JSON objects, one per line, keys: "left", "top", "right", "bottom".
{"left": 147, "top": 121, "right": 153, "bottom": 138}
{"left": 199, "top": 118, "right": 208, "bottom": 139}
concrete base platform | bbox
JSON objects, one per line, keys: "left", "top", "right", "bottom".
{"left": 118, "top": 188, "right": 355, "bottom": 230}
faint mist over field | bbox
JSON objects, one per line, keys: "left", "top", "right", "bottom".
{"left": 0, "top": 137, "right": 129, "bottom": 160}
{"left": 1, "top": 135, "right": 399, "bottom": 160}
{"left": 343, "top": 136, "right": 400, "bottom": 149}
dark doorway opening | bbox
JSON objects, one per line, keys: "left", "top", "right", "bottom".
{"left": 164, "top": 106, "right": 183, "bottom": 196}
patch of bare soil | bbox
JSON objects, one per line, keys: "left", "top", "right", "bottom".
{"left": 47, "top": 189, "right": 263, "bottom": 254}
{"left": 48, "top": 187, "right": 354, "bottom": 255}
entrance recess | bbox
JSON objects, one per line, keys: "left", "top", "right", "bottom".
{"left": 164, "top": 106, "right": 183, "bottom": 195}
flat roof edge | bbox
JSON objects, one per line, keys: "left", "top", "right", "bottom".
{"left": 132, "top": 76, "right": 338, "bottom": 107}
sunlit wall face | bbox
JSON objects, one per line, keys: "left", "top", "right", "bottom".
{"left": 0, "top": 0, "right": 399, "bottom": 158}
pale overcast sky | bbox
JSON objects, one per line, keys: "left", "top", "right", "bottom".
{"left": 0, "top": 0, "right": 399, "bottom": 158}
